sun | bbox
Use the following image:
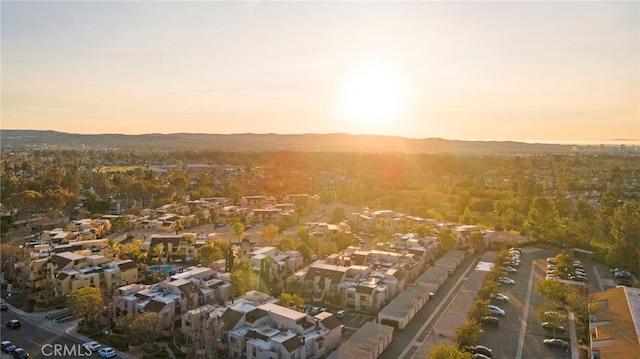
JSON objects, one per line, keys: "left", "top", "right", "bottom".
{"left": 339, "top": 68, "right": 409, "bottom": 129}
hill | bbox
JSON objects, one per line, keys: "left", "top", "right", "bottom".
{"left": 0, "top": 130, "right": 573, "bottom": 154}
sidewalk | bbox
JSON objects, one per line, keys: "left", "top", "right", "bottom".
{"left": 6, "top": 303, "right": 136, "bottom": 359}
{"left": 566, "top": 306, "right": 579, "bottom": 359}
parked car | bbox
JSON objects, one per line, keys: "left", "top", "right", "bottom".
{"left": 5, "top": 320, "right": 21, "bottom": 329}
{"left": 469, "top": 345, "right": 493, "bottom": 357}
{"left": 471, "top": 354, "right": 491, "bottom": 359}
{"left": 310, "top": 307, "right": 321, "bottom": 315}
{"left": 502, "top": 266, "right": 517, "bottom": 273}
{"left": 488, "top": 305, "right": 505, "bottom": 316}
{"left": 499, "top": 277, "right": 515, "bottom": 285}
{"left": 0, "top": 303, "right": 8, "bottom": 311}
{"left": 1, "top": 341, "right": 16, "bottom": 353}
{"left": 490, "top": 293, "right": 509, "bottom": 302}
{"left": 541, "top": 322, "right": 566, "bottom": 333}
{"left": 504, "top": 261, "right": 520, "bottom": 268}
{"left": 544, "top": 311, "right": 567, "bottom": 322}
{"left": 547, "top": 264, "right": 557, "bottom": 270}
{"left": 336, "top": 310, "right": 347, "bottom": 318}
{"left": 97, "top": 347, "right": 116, "bottom": 358}
{"left": 480, "top": 316, "right": 500, "bottom": 327}
{"left": 547, "top": 257, "right": 557, "bottom": 264}
{"left": 543, "top": 338, "right": 569, "bottom": 349}
{"left": 83, "top": 342, "right": 102, "bottom": 352}
{"left": 12, "top": 348, "right": 29, "bottom": 359}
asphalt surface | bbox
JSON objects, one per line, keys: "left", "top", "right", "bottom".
{"left": 0, "top": 305, "right": 134, "bottom": 359}
{"left": 376, "top": 247, "right": 614, "bottom": 359}
{"left": 379, "top": 251, "right": 483, "bottom": 359}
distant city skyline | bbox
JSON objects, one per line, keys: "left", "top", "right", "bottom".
{"left": 2, "top": 1, "right": 638, "bottom": 143}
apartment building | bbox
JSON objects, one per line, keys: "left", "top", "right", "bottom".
{"left": 226, "top": 302, "right": 343, "bottom": 359}
{"left": 43, "top": 251, "right": 138, "bottom": 296}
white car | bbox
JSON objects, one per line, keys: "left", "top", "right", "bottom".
{"left": 547, "top": 264, "right": 557, "bottom": 270}
{"left": 502, "top": 266, "right": 517, "bottom": 273}
{"left": 499, "top": 277, "right": 515, "bottom": 285}
{"left": 98, "top": 347, "right": 116, "bottom": 358}
{"left": 545, "top": 274, "right": 558, "bottom": 280}
{"left": 490, "top": 293, "right": 509, "bottom": 302}
{"left": 83, "top": 341, "right": 101, "bottom": 352}
{"left": 488, "top": 305, "right": 505, "bottom": 316}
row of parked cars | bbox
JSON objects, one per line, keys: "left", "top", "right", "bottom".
{"left": 541, "top": 308, "right": 569, "bottom": 349}
{"left": 545, "top": 257, "right": 587, "bottom": 282}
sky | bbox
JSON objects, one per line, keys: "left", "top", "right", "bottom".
{"left": 1, "top": 1, "right": 639, "bottom": 143}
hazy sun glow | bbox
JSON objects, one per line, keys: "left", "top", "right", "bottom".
{"left": 339, "top": 68, "right": 409, "bottom": 129}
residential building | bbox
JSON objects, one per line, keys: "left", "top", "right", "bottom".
{"left": 589, "top": 286, "right": 640, "bottom": 359}
{"left": 226, "top": 302, "right": 343, "bottom": 359}
{"left": 44, "top": 251, "right": 138, "bottom": 296}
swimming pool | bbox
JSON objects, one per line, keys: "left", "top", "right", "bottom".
{"left": 148, "top": 264, "right": 174, "bottom": 273}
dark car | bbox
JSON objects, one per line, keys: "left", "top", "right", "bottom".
{"left": 12, "top": 348, "right": 29, "bottom": 359}
{"left": 0, "top": 304, "right": 8, "bottom": 311}
{"left": 1, "top": 341, "right": 16, "bottom": 353}
{"left": 480, "top": 316, "right": 500, "bottom": 327}
{"left": 5, "top": 320, "right": 21, "bottom": 329}
{"left": 543, "top": 338, "right": 569, "bottom": 349}
{"left": 469, "top": 345, "right": 493, "bottom": 357}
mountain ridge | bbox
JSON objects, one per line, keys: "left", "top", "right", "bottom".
{"left": 0, "top": 129, "right": 575, "bottom": 154}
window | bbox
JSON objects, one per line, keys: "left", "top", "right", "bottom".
{"left": 252, "top": 347, "right": 257, "bottom": 357}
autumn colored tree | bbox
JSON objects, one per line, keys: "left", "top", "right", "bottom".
{"left": 279, "top": 292, "right": 305, "bottom": 311}
{"left": 261, "top": 224, "right": 279, "bottom": 246}
{"left": 429, "top": 341, "right": 471, "bottom": 359}
{"left": 66, "top": 287, "right": 103, "bottom": 329}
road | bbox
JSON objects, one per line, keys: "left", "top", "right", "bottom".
{"left": 379, "top": 252, "right": 483, "bottom": 359}
{"left": 0, "top": 310, "right": 95, "bottom": 359}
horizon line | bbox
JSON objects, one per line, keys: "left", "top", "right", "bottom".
{"left": 2, "top": 128, "right": 639, "bottom": 146}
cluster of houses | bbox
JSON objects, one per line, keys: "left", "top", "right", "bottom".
{"left": 16, "top": 194, "right": 531, "bottom": 358}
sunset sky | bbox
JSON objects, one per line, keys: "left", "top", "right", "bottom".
{"left": 2, "top": 1, "right": 638, "bottom": 143}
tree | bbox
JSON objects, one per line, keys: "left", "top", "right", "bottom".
{"left": 152, "top": 243, "right": 165, "bottom": 261}
{"left": 429, "top": 341, "right": 471, "bottom": 359}
{"left": 437, "top": 228, "right": 456, "bottom": 254}
{"left": 609, "top": 202, "right": 640, "bottom": 272}
{"left": 129, "top": 312, "right": 169, "bottom": 347}
{"left": 230, "top": 260, "right": 256, "bottom": 297}
{"left": 469, "top": 231, "right": 485, "bottom": 251}
{"left": 536, "top": 279, "right": 570, "bottom": 303}
{"left": 455, "top": 319, "right": 483, "bottom": 348}
{"left": 279, "top": 292, "right": 305, "bottom": 311}
{"left": 524, "top": 197, "right": 562, "bottom": 244}
{"left": 297, "top": 243, "right": 314, "bottom": 264}
{"left": 261, "top": 224, "right": 279, "bottom": 246}
{"left": 468, "top": 299, "right": 490, "bottom": 321}
{"left": 187, "top": 310, "right": 223, "bottom": 359}
{"left": 66, "top": 287, "right": 103, "bottom": 329}
{"left": 277, "top": 236, "right": 297, "bottom": 251}
{"left": 297, "top": 225, "right": 309, "bottom": 242}
{"left": 330, "top": 206, "right": 345, "bottom": 223}
{"left": 199, "top": 242, "right": 223, "bottom": 267}
{"left": 232, "top": 222, "right": 244, "bottom": 243}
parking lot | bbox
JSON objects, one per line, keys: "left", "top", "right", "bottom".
{"left": 477, "top": 247, "right": 615, "bottom": 359}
